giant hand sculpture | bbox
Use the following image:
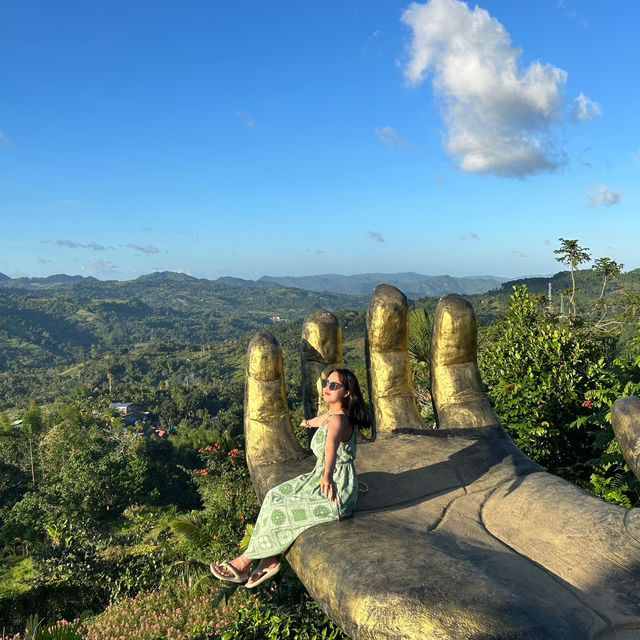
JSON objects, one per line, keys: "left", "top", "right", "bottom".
{"left": 243, "top": 285, "right": 640, "bottom": 640}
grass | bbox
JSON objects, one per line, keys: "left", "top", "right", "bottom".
{"left": 0, "top": 556, "right": 36, "bottom": 598}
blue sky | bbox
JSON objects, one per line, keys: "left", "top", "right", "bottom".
{"left": 1, "top": 0, "right": 638, "bottom": 281}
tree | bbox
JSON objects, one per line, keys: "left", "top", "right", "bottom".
{"left": 593, "top": 257, "right": 623, "bottom": 300}
{"left": 408, "top": 308, "right": 434, "bottom": 416}
{"left": 22, "top": 401, "right": 43, "bottom": 486}
{"left": 480, "top": 285, "right": 612, "bottom": 476}
{"left": 554, "top": 238, "right": 591, "bottom": 316}
{"left": 0, "top": 412, "right": 11, "bottom": 432}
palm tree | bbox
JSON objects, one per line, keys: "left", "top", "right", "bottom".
{"left": 553, "top": 238, "right": 591, "bottom": 316}
{"left": 168, "top": 512, "right": 254, "bottom": 603}
{"left": 593, "top": 257, "right": 623, "bottom": 300}
{"left": 408, "top": 308, "right": 433, "bottom": 415}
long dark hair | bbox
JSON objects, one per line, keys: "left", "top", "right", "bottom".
{"left": 329, "top": 368, "right": 371, "bottom": 431}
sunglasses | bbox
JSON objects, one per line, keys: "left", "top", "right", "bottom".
{"left": 321, "top": 379, "right": 344, "bottom": 391}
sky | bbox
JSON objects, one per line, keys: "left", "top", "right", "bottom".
{"left": 1, "top": 0, "right": 638, "bottom": 281}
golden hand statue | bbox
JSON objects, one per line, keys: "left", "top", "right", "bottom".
{"left": 244, "top": 285, "right": 640, "bottom": 640}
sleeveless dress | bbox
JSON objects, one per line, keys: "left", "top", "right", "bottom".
{"left": 245, "top": 414, "right": 358, "bottom": 559}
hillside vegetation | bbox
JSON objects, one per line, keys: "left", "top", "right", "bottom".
{"left": 2, "top": 241, "right": 640, "bottom": 638}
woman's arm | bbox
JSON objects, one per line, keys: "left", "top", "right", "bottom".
{"left": 320, "top": 415, "right": 347, "bottom": 503}
{"left": 299, "top": 412, "right": 330, "bottom": 428}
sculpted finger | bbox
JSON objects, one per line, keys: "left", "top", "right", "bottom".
{"left": 244, "top": 332, "right": 306, "bottom": 496}
{"left": 301, "top": 309, "right": 342, "bottom": 419}
{"left": 430, "top": 294, "right": 503, "bottom": 436}
{"left": 366, "top": 284, "right": 425, "bottom": 435}
{"left": 611, "top": 396, "right": 640, "bottom": 481}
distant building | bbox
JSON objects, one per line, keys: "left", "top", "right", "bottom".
{"left": 110, "top": 402, "right": 134, "bottom": 415}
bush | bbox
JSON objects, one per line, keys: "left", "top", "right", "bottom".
{"left": 480, "top": 285, "right": 640, "bottom": 505}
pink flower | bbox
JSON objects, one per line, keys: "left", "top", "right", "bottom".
{"left": 582, "top": 399, "right": 593, "bottom": 408}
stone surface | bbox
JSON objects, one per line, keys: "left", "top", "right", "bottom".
{"left": 301, "top": 309, "right": 342, "bottom": 420}
{"left": 366, "top": 284, "right": 426, "bottom": 434}
{"left": 243, "top": 289, "right": 640, "bottom": 639}
{"left": 612, "top": 396, "right": 640, "bottom": 481}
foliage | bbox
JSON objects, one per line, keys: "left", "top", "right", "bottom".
{"left": 171, "top": 438, "right": 259, "bottom": 570}
{"left": 0, "top": 557, "right": 35, "bottom": 600}
{"left": 593, "top": 257, "right": 623, "bottom": 300}
{"left": 1, "top": 615, "right": 84, "bottom": 640}
{"left": 408, "top": 308, "right": 434, "bottom": 418}
{"left": 554, "top": 237, "right": 591, "bottom": 315}
{"left": 480, "top": 285, "right": 606, "bottom": 473}
{"left": 219, "top": 595, "right": 347, "bottom": 640}
{"left": 480, "top": 285, "right": 640, "bottom": 505}
{"left": 84, "top": 582, "right": 232, "bottom": 640}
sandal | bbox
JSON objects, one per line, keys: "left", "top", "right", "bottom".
{"left": 245, "top": 562, "right": 281, "bottom": 588}
{"left": 210, "top": 558, "right": 251, "bottom": 584}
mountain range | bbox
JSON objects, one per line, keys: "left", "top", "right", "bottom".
{"left": 0, "top": 271, "right": 505, "bottom": 297}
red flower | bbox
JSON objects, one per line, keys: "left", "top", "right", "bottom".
{"left": 582, "top": 399, "right": 593, "bottom": 408}
{"left": 238, "top": 515, "right": 245, "bottom": 520}
{"left": 232, "top": 466, "right": 236, "bottom": 471}
{"left": 198, "top": 448, "right": 203, "bottom": 453}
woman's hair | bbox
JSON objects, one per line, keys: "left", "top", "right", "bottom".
{"left": 329, "top": 368, "right": 371, "bottom": 430}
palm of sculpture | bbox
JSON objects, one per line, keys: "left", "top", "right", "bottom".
{"left": 244, "top": 285, "right": 640, "bottom": 640}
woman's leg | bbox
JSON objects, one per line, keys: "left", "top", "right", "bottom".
{"left": 212, "top": 553, "right": 252, "bottom": 578}
{"left": 246, "top": 555, "right": 280, "bottom": 585}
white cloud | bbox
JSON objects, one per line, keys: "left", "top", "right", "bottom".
{"left": 127, "top": 243, "right": 161, "bottom": 255}
{"left": 375, "top": 126, "right": 406, "bottom": 147}
{"left": 585, "top": 184, "right": 622, "bottom": 208}
{"left": 368, "top": 231, "right": 385, "bottom": 243}
{"left": 53, "top": 239, "right": 106, "bottom": 251}
{"left": 573, "top": 92, "right": 601, "bottom": 120}
{"left": 236, "top": 110, "right": 256, "bottom": 128}
{"left": 81, "top": 259, "right": 119, "bottom": 277}
{"left": 0, "top": 131, "right": 10, "bottom": 146}
{"left": 401, "top": 0, "right": 599, "bottom": 177}
{"left": 632, "top": 148, "right": 640, "bottom": 165}
{"left": 459, "top": 231, "right": 479, "bottom": 241}
{"left": 510, "top": 250, "right": 527, "bottom": 258}
{"left": 362, "top": 30, "right": 384, "bottom": 53}
{"left": 374, "top": 126, "right": 418, "bottom": 153}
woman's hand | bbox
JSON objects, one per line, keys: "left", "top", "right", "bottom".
{"left": 300, "top": 412, "right": 330, "bottom": 429}
{"left": 320, "top": 474, "right": 339, "bottom": 504}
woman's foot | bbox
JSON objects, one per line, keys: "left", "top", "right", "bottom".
{"left": 246, "top": 556, "right": 280, "bottom": 587}
{"left": 211, "top": 554, "right": 252, "bottom": 581}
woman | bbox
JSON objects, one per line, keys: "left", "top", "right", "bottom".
{"left": 211, "top": 368, "right": 370, "bottom": 587}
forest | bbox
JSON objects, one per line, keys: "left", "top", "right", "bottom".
{"left": 1, "top": 240, "right": 640, "bottom": 639}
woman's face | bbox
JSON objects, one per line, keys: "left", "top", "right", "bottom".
{"left": 323, "top": 371, "right": 349, "bottom": 404}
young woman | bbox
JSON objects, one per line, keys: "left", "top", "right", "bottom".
{"left": 211, "top": 368, "right": 370, "bottom": 587}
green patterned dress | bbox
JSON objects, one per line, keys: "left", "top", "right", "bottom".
{"left": 245, "top": 415, "right": 358, "bottom": 559}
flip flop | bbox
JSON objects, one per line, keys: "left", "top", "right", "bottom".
{"left": 245, "top": 562, "right": 281, "bottom": 588}
{"left": 210, "top": 560, "right": 249, "bottom": 584}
